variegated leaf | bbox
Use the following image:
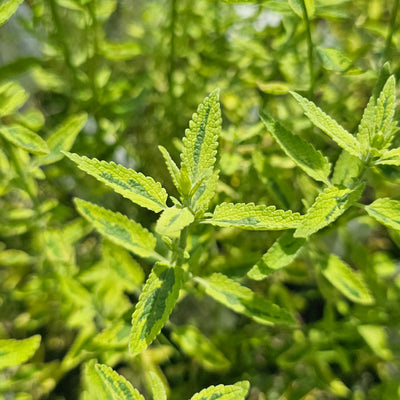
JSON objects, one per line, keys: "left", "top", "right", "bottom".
{"left": 66, "top": 152, "right": 167, "bottom": 212}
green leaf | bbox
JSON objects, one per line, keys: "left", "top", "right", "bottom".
{"left": 207, "top": 202, "right": 302, "bottom": 230}
{"left": 158, "top": 145, "right": 181, "bottom": 191}
{"left": 358, "top": 325, "right": 392, "bottom": 360}
{"left": 199, "top": 273, "right": 296, "bottom": 326}
{"left": 376, "top": 148, "right": 400, "bottom": 166}
{"left": 0, "top": 0, "right": 24, "bottom": 26}
{"left": 0, "top": 335, "right": 41, "bottom": 370}
{"left": 99, "top": 40, "right": 141, "bottom": 61}
{"left": 332, "top": 151, "right": 362, "bottom": 187}
{"left": 357, "top": 64, "right": 392, "bottom": 151}
{"left": 148, "top": 371, "right": 167, "bottom": 400}
{"left": 16, "top": 109, "right": 45, "bottom": 131}
{"left": 74, "top": 198, "right": 156, "bottom": 258}
{"left": 156, "top": 206, "right": 194, "bottom": 238}
{"left": 129, "top": 263, "right": 183, "bottom": 355}
{"left": 0, "top": 81, "right": 28, "bottom": 117}
{"left": 84, "top": 361, "right": 114, "bottom": 400}
{"left": 191, "top": 169, "right": 219, "bottom": 214}
{"left": 261, "top": 113, "right": 331, "bottom": 184}
{"left": 102, "top": 240, "right": 145, "bottom": 289}
{"left": 369, "top": 75, "right": 396, "bottom": 150}
{"left": 365, "top": 198, "right": 400, "bottom": 231}
{"left": 181, "top": 89, "right": 221, "bottom": 185}
{"left": 291, "top": 91, "right": 361, "bottom": 158}
{"left": 65, "top": 152, "right": 168, "bottom": 212}
{"left": 317, "top": 47, "right": 353, "bottom": 72}
{"left": 248, "top": 231, "right": 306, "bottom": 280}
{"left": 320, "top": 254, "right": 374, "bottom": 305}
{"left": 94, "top": 363, "right": 145, "bottom": 400}
{"left": 171, "top": 325, "right": 230, "bottom": 371}
{"left": 39, "top": 114, "right": 87, "bottom": 165}
{"left": 189, "top": 381, "right": 250, "bottom": 400}
{"left": 294, "top": 185, "right": 363, "bottom": 238}
{"left": 0, "top": 124, "right": 49, "bottom": 154}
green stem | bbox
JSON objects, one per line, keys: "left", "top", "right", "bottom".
{"left": 48, "top": 0, "right": 76, "bottom": 87}
{"left": 87, "top": 0, "right": 99, "bottom": 109}
{"left": 168, "top": 0, "right": 177, "bottom": 99}
{"left": 301, "top": 0, "right": 314, "bottom": 97}
{"left": 383, "top": 0, "right": 399, "bottom": 62}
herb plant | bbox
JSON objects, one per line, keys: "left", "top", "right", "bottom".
{"left": 1, "top": 0, "right": 400, "bottom": 399}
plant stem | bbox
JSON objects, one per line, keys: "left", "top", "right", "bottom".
{"left": 168, "top": 0, "right": 177, "bottom": 99}
{"left": 383, "top": 0, "right": 399, "bottom": 62}
{"left": 301, "top": 0, "right": 314, "bottom": 98}
{"left": 48, "top": 0, "right": 76, "bottom": 87}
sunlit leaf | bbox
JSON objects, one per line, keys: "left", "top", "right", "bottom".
{"left": 94, "top": 363, "right": 145, "bottom": 400}
{"left": 189, "top": 381, "right": 250, "bottom": 400}
{"left": 181, "top": 89, "right": 221, "bottom": 187}
{"left": 0, "top": 81, "right": 28, "bottom": 117}
{"left": 129, "top": 263, "right": 183, "bottom": 355}
{"left": 365, "top": 198, "right": 400, "bottom": 231}
{"left": 207, "top": 202, "right": 302, "bottom": 230}
{"left": 294, "top": 185, "right": 364, "bottom": 237}
{"left": 0, "top": 124, "right": 49, "bottom": 155}
{"left": 66, "top": 152, "right": 168, "bottom": 212}
{"left": 199, "top": 273, "right": 296, "bottom": 325}
{"left": 0, "top": 335, "right": 41, "bottom": 370}
{"left": 39, "top": 114, "right": 87, "bottom": 165}
{"left": 291, "top": 91, "right": 361, "bottom": 158}
{"left": 0, "top": 0, "right": 24, "bottom": 26}
{"left": 248, "top": 231, "right": 306, "bottom": 280}
{"left": 261, "top": 113, "right": 331, "bottom": 184}
{"left": 74, "top": 198, "right": 156, "bottom": 258}
{"left": 320, "top": 254, "right": 374, "bottom": 305}
{"left": 156, "top": 206, "right": 194, "bottom": 238}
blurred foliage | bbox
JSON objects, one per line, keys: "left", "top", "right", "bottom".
{"left": 1, "top": 0, "right": 400, "bottom": 399}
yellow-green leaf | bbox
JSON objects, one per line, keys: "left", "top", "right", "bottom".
{"left": 0, "top": 81, "right": 28, "bottom": 117}
{"left": 199, "top": 273, "right": 296, "bottom": 326}
{"left": 39, "top": 113, "right": 87, "bottom": 165}
{"left": 248, "top": 231, "right": 306, "bottom": 280}
{"left": 189, "top": 381, "right": 250, "bottom": 400}
{"left": 291, "top": 91, "right": 361, "bottom": 158}
{"left": 320, "top": 254, "right": 374, "bottom": 305}
{"left": 207, "top": 202, "right": 302, "bottom": 230}
{"left": 376, "top": 148, "right": 400, "bottom": 166}
{"left": 156, "top": 206, "right": 194, "bottom": 238}
{"left": 74, "top": 198, "right": 156, "bottom": 258}
{"left": 171, "top": 325, "right": 230, "bottom": 371}
{"left": 294, "top": 185, "right": 363, "bottom": 238}
{"left": 261, "top": 113, "right": 331, "bottom": 184}
{"left": 129, "top": 263, "right": 183, "bottom": 355}
{"left": 365, "top": 198, "right": 400, "bottom": 231}
{"left": 66, "top": 152, "right": 167, "bottom": 212}
{"left": 0, "top": 335, "right": 41, "bottom": 370}
{"left": 358, "top": 325, "right": 392, "bottom": 360}
{"left": 0, "top": 0, "right": 24, "bottom": 26}
{"left": 0, "top": 124, "right": 49, "bottom": 154}
{"left": 181, "top": 89, "right": 221, "bottom": 185}
{"left": 158, "top": 145, "right": 181, "bottom": 191}
{"left": 94, "top": 363, "right": 145, "bottom": 400}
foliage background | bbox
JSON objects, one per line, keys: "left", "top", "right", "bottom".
{"left": 1, "top": 0, "right": 400, "bottom": 399}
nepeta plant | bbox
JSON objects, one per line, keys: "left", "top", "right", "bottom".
{"left": 64, "top": 63, "right": 399, "bottom": 396}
